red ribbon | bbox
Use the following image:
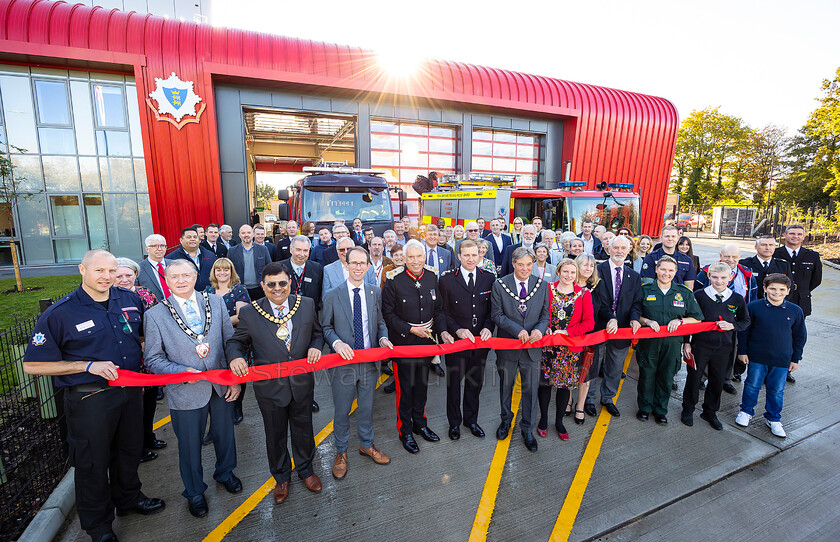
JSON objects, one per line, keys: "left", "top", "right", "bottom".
{"left": 112, "top": 322, "right": 719, "bottom": 387}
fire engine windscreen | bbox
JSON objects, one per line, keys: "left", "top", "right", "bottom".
{"left": 302, "top": 187, "right": 392, "bottom": 222}
{"left": 567, "top": 196, "right": 641, "bottom": 234}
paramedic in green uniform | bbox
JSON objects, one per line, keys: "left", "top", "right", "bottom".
{"left": 636, "top": 255, "right": 703, "bottom": 424}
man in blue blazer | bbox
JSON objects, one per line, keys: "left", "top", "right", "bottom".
{"left": 422, "top": 225, "right": 452, "bottom": 275}
{"left": 227, "top": 224, "right": 272, "bottom": 301}
{"left": 167, "top": 227, "right": 216, "bottom": 292}
{"left": 483, "top": 218, "right": 512, "bottom": 270}
{"left": 322, "top": 237, "right": 377, "bottom": 295}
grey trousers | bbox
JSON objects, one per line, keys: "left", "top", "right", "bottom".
{"left": 497, "top": 354, "right": 540, "bottom": 433}
{"left": 330, "top": 362, "right": 378, "bottom": 453}
{"left": 587, "top": 342, "right": 630, "bottom": 405}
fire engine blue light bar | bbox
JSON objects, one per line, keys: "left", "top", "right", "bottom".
{"left": 607, "top": 182, "right": 635, "bottom": 190}
{"left": 557, "top": 181, "right": 587, "bottom": 188}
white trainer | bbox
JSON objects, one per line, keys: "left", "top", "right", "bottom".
{"left": 735, "top": 411, "right": 752, "bottom": 427}
{"left": 766, "top": 420, "right": 787, "bottom": 438}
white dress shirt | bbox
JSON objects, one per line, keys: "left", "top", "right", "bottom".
{"left": 704, "top": 285, "right": 732, "bottom": 302}
{"left": 492, "top": 233, "right": 504, "bottom": 253}
{"left": 582, "top": 235, "right": 594, "bottom": 254}
{"left": 786, "top": 246, "right": 798, "bottom": 259}
{"left": 148, "top": 258, "right": 167, "bottom": 292}
{"left": 608, "top": 258, "right": 624, "bottom": 295}
{"left": 333, "top": 282, "right": 370, "bottom": 350}
{"left": 461, "top": 266, "right": 476, "bottom": 287}
{"left": 171, "top": 291, "right": 203, "bottom": 327}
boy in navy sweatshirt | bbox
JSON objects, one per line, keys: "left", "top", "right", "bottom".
{"left": 735, "top": 274, "right": 807, "bottom": 438}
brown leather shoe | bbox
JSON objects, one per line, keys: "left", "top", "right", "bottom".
{"left": 332, "top": 452, "right": 348, "bottom": 479}
{"left": 302, "top": 473, "right": 322, "bottom": 493}
{"left": 273, "top": 481, "right": 289, "bottom": 504}
{"left": 359, "top": 445, "right": 391, "bottom": 465}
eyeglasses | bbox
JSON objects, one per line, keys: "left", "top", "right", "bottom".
{"left": 347, "top": 261, "right": 367, "bottom": 267}
{"left": 118, "top": 313, "right": 133, "bottom": 334}
{"left": 337, "top": 248, "right": 349, "bottom": 253}
{"left": 147, "top": 244, "right": 166, "bottom": 249}
{"left": 264, "top": 281, "right": 290, "bottom": 289}
{"left": 467, "top": 229, "right": 479, "bottom": 232}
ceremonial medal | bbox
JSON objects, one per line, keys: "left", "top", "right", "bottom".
{"left": 498, "top": 277, "right": 543, "bottom": 314}
{"left": 162, "top": 292, "right": 213, "bottom": 357}
{"left": 252, "top": 296, "right": 300, "bottom": 342}
{"left": 519, "top": 301, "right": 527, "bottom": 313}
{"left": 195, "top": 335, "right": 210, "bottom": 358}
{"left": 276, "top": 325, "right": 289, "bottom": 340}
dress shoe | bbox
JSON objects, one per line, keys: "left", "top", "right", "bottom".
{"left": 332, "top": 452, "right": 348, "bottom": 479}
{"left": 202, "top": 433, "right": 212, "bottom": 445}
{"left": 359, "top": 445, "right": 390, "bottom": 464}
{"left": 671, "top": 380, "right": 678, "bottom": 391}
{"left": 187, "top": 494, "right": 208, "bottom": 518}
{"left": 699, "top": 380, "right": 706, "bottom": 390}
{"left": 574, "top": 410, "right": 586, "bottom": 425}
{"left": 496, "top": 421, "right": 511, "bottom": 440}
{"left": 722, "top": 382, "right": 737, "bottom": 395}
{"left": 732, "top": 373, "right": 742, "bottom": 382}
{"left": 786, "top": 371, "right": 796, "bottom": 384}
{"left": 448, "top": 426, "right": 460, "bottom": 440}
{"left": 464, "top": 423, "right": 485, "bottom": 438}
{"left": 636, "top": 410, "right": 649, "bottom": 421}
{"left": 302, "top": 473, "right": 322, "bottom": 493}
{"left": 219, "top": 474, "right": 242, "bottom": 494}
{"left": 536, "top": 427, "right": 548, "bottom": 437}
{"left": 433, "top": 364, "right": 445, "bottom": 377}
{"left": 400, "top": 432, "right": 420, "bottom": 452}
{"left": 602, "top": 403, "right": 620, "bottom": 417}
{"left": 383, "top": 381, "right": 396, "bottom": 394}
{"left": 564, "top": 406, "right": 572, "bottom": 417}
{"left": 233, "top": 404, "right": 243, "bottom": 425}
{"left": 156, "top": 388, "right": 165, "bottom": 401}
{"left": 680, "top": 409, "right": 694, "bottom": 427}
{"left": 522, "top": 431, "right": 538, "bottom": 452}
{"left": 381, "top": 363, "right": 393, "bottom": 376}
{"left": 116, "top": 497, "right": 165, "bottom": 516}
{"left": 700, "top": 411, "right": 723, "bottom": 431}
{"left": 94, "top": 532, "right": 119, "bottom": 542}
{"left": 273, "top": 481, "right": 289, "bottom": 504}
{"left": 140, "top": 450, "right": 158, "bottom": 463}
{"left": 654, "top": 414, "right": 668, "bottom": 425}
{"left": 148, "top": 439, "right": 167, "bottom": 450}
{"left": 312, "top": 400, "right": 320, "bottom": 412}
{"left": 413, "top": 426, "right": 440, "bottom": 442}
{"left": 557, "top": 429, "right": 569, "bottom": 441}
{"left": 583, "top": 403, "right": 597, "bottom": 417}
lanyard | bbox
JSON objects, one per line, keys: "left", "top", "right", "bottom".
{"left": 293, "top": 263, "right": 306, "bottom": 294}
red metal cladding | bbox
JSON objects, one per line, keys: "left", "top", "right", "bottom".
{"left": 0, "top": 0, "right": 677, "bottom": 240}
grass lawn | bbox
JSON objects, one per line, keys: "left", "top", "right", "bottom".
{"left": 0, "top": 274, "right": 81, "bottom": 329}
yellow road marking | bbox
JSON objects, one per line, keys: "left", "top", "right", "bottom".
{"left": 468, "top": 375, "right": 521, "bottom": 542}
{"left": 548, "top": 349, "right": 634, "bottom": 542}
{"left": 152, "top": 415, "right": 171, "bottom": 431}
{"left": 203, "top": 373, "right": 390, "bottom": 541}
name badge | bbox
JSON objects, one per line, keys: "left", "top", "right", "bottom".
{"left": 646, "top": 295, "right": 657, "bottom": 301}
{"left": 673, "top": 301, "right": 685, "bottom": 308}
{"left": 76, "top": 320, "right": 95, "bottom": 332}
{"left": 304, "top": 277, "right": 312, "bottom": 283}
{"left": 122, "top": 306, "right": 140, "bottom": 312}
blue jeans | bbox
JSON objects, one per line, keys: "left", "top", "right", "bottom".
{"left": 739, "top": 362, "right": 788, "bottom": 422}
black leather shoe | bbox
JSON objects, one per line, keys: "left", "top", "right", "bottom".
{"left": 496, "top": 421, "right": 511, "bottom": 440}
{"left": 602, "top": 403, "right": 620, "bottom": 417}
{"left": 383, "top": 381, "right": 396, "bottom": 394}
{"left": 636, "top": 410, "right": 649, "bottom": 421}
{"left": 202, "top": 433, "right": 212, "bottom": 446}
{"left": 400, "top": 434, "right": 419, "bottom": 454}
{"left": 413, "top": 426, "right": 440, "bottom": 442}
{"left": 654, "top": 414, "right": 668, "bottom": 425}
{"left": 722, "top": 383, "right": 737, "bottom": 395}
{"left": 94, "top": 532, "right": 119, "bottom": 542}
{"left": 522, "top": 432, "right": 538, "bottom": 452}
{"left": 312, "top": 400, "right": 320, "bottom": 412}
{"left": 381, "top": 363, "right": 393, "bottom": 376}
{"left": 156, "top": 388, "right": 165, "bottom": 401}
{"left": 448, "top": 426, "right": 460, "bottom": 440}
{"left": 465, "top": 423, "right": 485, "bottom": 438}
{"left": 433, "top": 364, "right": 445, "bottom": 377}
{"left": 140, "top": 450, "right": 158, "bottom": 463}
{"left": 188, "top": 494, "right": 208, "bottom": 518}
{"left": 680, "top": 409, "right": 694, "bottom": 427}
{"left": 732, "top": 373, "right": 742, "bottom": 382}
{"left": 233, "top": 404, "right": 243, "bottom": 425}
{"left": 699, "top": 380, "right": 706, "bottom": 390}
{"left": 116, "top": 497, "right": 166, "bottom": 516}
{"left": 786, "top": 371, "right": 796, "bottom": 384}
{"left": 148, "top": 439, "right": 167, "bottom": 449}
{"left": 219, "top": 474, "right": 243, "bottom": 494}
{"left": 700, "top": 411, "right": 723, "bottom": 430}
{"left": 671, "top": 380, "right": 678, "bottom": 391}
{"left": 584, "top": 403, "right": 597, "bottom": 417}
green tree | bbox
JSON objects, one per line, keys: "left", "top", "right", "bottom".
{"left": 740, "top": 125, "right": 788, "bottom": 203}
{"left": 255, "top": 182, "right": 276, "bottom": 209}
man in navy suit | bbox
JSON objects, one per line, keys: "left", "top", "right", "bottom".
{"left": 500, "top": 225, "right": 537, "bottom": 277}
{"left": 422, "top": 225, "right": 452, "bottom": 275}
{"left": 483, "top": 218, "right": 512, "bottom": 271}
{"left": 201, "top": 224, "right": 228, "bottom": 258}
{"left": 168, "top": 226, "right": 216, "bottom": 292}
{"left": 227, "top": 225, "right": 272, "bottom": 301}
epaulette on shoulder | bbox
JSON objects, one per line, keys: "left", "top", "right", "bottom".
{"left": 675, "top": 282, "right": 694, "bottom": 292}
{"left": 641, "top": 277, "right": 655, "bottom": 285}
{"left": 424, "top": 265, "right": 437, "bottom": 273}
{"left": 439, "top": 268, "right": 455, "bottom": 278}
{"left": 385, "top": 266, "right": 404, "bottom": 280}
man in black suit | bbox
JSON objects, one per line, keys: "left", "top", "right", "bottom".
{"left": 587, "top": 235, "right": 642, "bottom": 417}
{"left": 228, "top": 261, "right": 324, "bottom": 505}
{"left": 740, "top": 236, "right": 791, "bottom": 300}
{"left": 253, "top": 225, "right": 277, "bottom": 260}
{"left": 201, "top": 224, "right": 228, "bottom": 258}
{"left": 499, "top": 225, "right": 537, "bottom": 277}
{"left": 438, "top": 240, "right": 495, "bottom": 441}
{"left": 168, "top": 226, "right": 216, "bottom": 292}
{"left": 275, "top": 221, "right": 299, "bottom": 262}
{"left": 773, "top": 224, "right": 822, "bottom": 383}
{"left": 280, "top": 235, "right": 324, "bottom": 312}
{"left": 484, "top": 218, "right": 512, "bottom": 271}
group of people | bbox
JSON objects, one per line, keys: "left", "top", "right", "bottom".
{"left": 21, "top": 214, "right": 818, "bottom": 542}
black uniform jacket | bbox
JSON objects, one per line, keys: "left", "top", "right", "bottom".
{"left": 772, "top": 246, "right": 822, "bottom": 316}
{"left": 438, "top": 267, "right": 495, "bottom": 357}
{"left": 382, "top": 265, "right": 446, "bottom": 347}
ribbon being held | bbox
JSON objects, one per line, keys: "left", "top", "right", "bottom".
{"left": 111, "top": 322, "right": 720, "bottom": 387}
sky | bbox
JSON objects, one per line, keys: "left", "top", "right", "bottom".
{"left": 210, "top": 0, "right": 839, "bottom": 135}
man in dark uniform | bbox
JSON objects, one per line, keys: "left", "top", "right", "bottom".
{"left": 740, "top": 235, "right": 791, "bottom": 300}
{"left": 382, "top": 239, "right": 449, "bottom": 454}
{"left": 640, "top": 225, "right": 696, "bottom": 289}
{"left": 23, "top": 249, "right": 165, "bottom": 542}
{"left": 275, "top": 220, "right": 299, "bottom": 262}
{"left": 773, "top": 224, "right": 822, "bottom": 383}
{"left": 438, "top": 240, "right": 495, "bottom": 440}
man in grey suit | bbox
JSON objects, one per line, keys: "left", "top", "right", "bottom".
{"left": 491, "top": 246, "right": 550, "bottom": 452}
{"left": 143, "top": 260, "right": 242, "bottom": 519}
{"left": 322, "top": 237, "right": 376, "bottom": 295}
{"left": 321, "top": 246, "right": 394, "bottom": 479}
{"left": 137, "top": 233, "right": 170, "bottom": 301}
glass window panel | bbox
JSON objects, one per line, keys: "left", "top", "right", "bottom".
{"left": 84, "top": 195, "right": 108, "bottom": 250}
{"left": 92, "top": 84, "right": 126, "bottom": 128}
{"left": 100, "top": 157, "right": 134, "bottom": 191}
{"left": 429, "top": 126, "right": 454, "bottom": 138}
{"left": 472, "top": 130, "right": 492, "bottom": 142}
{"left": 17, "top": 194, "right": 53, "bottom": 264}
{"left": 104, "top": 193, "right": 141, "bottom": 258}
{"left": 70, "top": 80, "right": 97, "bottom": 155}
{"left": 38, "top": 127, "right": 77, "bottom": 155}
{"left": 0, "top": 126, "right": 6, "bottom": 153}
{"left": 11, "top": 155, "right": 44, "bottom": 191}
{"left": 517, "top": 159, "right": 537, "bottom": 173}
{"left": 495, "top": 143, "right": 516, "bottom": 158}
{"left": 53, "top": 238, "right": 88, "bottom": 263}
{"left": 0, "top": 75, "right": 39, "bottom": 152}
{"left": 472, "top": 156, "right": 492, "bottom": 171}
{"left": 428, "top": 138, "right": 455, "bottom": 154}
{"left": 495, "top": 158, "right": 516, "bottom": 172}
{"left": 0, "top": 201, "right": 13, "bottom": 237}
{"left": 517, "top": 134, "right": 537, "bottom": 145}
{"left": 34, "top": 80, "right": 70, "bottom": 125}
{"left": 400, "top": 147, "right": 427, "bottom": 168}
{"left": 472, "top": 141, "right": 492, "bottom": 155}
{"left": 400, "top": 169, "right": 427, "bottom": 183}
{"left": 125, "top": 84, "right": 145, "bottom": 157}
{"left": 137, "top": 193, "right": 153, "bottom": 242}
{"left": 494, "top": 131, "right": 517, "bottom": 143}
{"left": 517, "top": 144, "right": 538, "bottom": 159}
{"left": 0, "top": 240, "right": 21, "bottom": 267}
{"left": 79, "top": 157, "right": 101, "bottom": 191}
{"left": 370, "top": 150, "right": 399, "bottom": 167}
{"left": 96, "top": 130, "right": 131, "bottom": 156}
{"left": 400, "top": 124, "right": 427, "bottom": 136}
{"left": 371, "top": 121, "right": 398, "bottom": 133}
{"left": 50, "top": 195, "right": 83, "bottom": 236}
{"left": 428, "top": 154, "right": 455, "bottom": 169}
{"left": 371, "top": 133, "right": 399, "bottom": 150}
{"left": 43, "top": 156, "right": 81, "bottom": 192}
{"left": 133, "top": 159, "right": 148, "bottom": 192}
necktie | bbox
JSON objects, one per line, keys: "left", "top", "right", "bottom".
{"left": 468, "top": 272, "right": 475, "bottom": 291}
{"left": 157, "top": 262, "right": 170, "bottom": 297}
{"left": 763, "top": 261, "right": 769, "bottom": 270}
{"left": 353, "top": 287, "right": 365, "bottom": 350}
{"left": 613, "top": 266, "right": 622, "bottom": 312}
{"left": 519, "top": 281, "right": 527, "bottom": 315}
{"left": 427, "top": 249, "right": 435, "bottom": 267}
{"left": 715, "top": 294, "right": 723, "bottom": 303}
{"left": 792, "top": 250, "right": 797, "bottom": 259}
{"left": 184, "top": 300, "right": 203, "bottom": 334}
{"left": 277, "top": 307, "right": 292, "bottom": 349}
